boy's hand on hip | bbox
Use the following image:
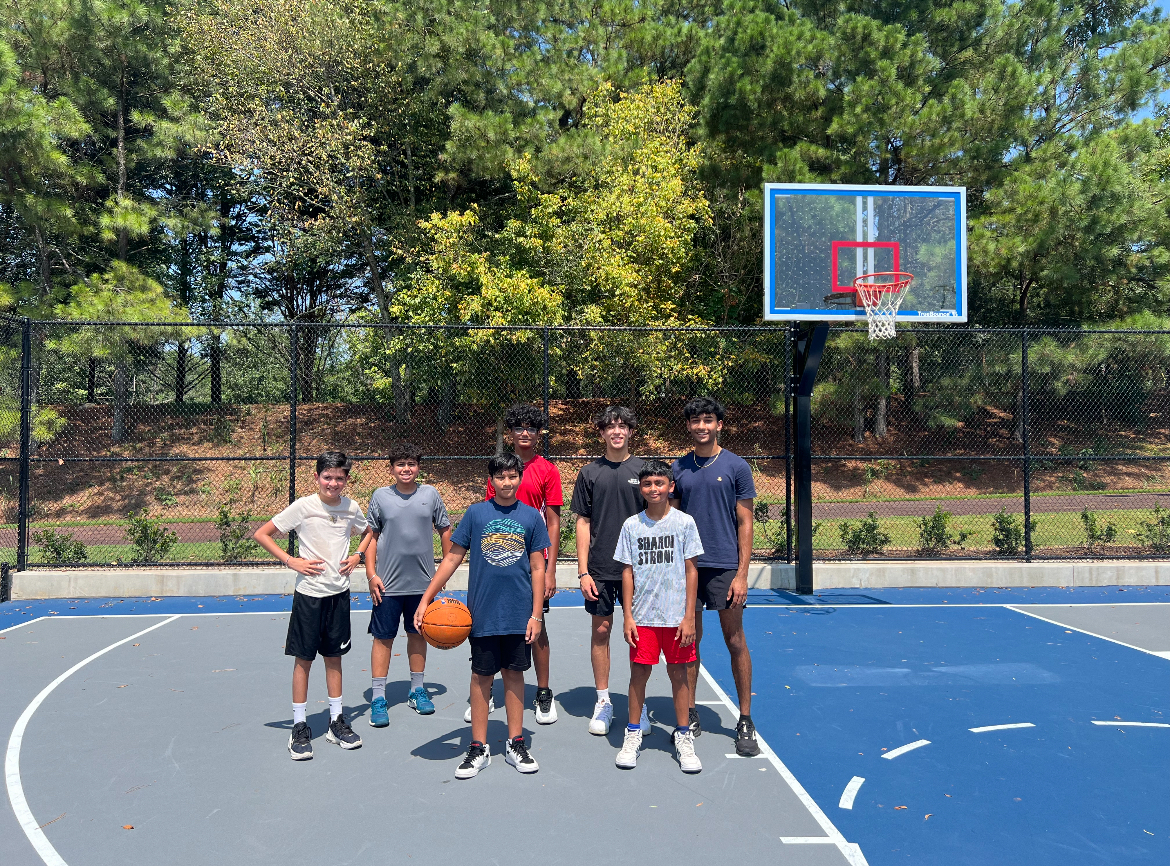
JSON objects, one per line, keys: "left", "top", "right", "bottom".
{"left": 367, "top": 574, "right": 384, "bottom": 605}
{"left": 339, "top": 554, "right": 360, "bottom": 576}
{"left": 727, "top": 573, "right": 748, "bottom": 608}
{"left": 677, "top": 617, "right": 696, "bottom": 647}
{"left": 580, "top": 574, "right": 598, "bottom": 601}
{"left": 291, "top": 557, "right": 325, "bottom": 576}
{"left": 623, "top": 617, "right": 638, "bottom": 647}
{"left": 526, "top": 617, "right": 542, "bottom": 644}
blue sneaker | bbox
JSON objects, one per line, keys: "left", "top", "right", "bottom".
{"left": 407, "top": 686, "right": 435, "bottom": 715}
{"left": 369, "top": 696, "right": 389, "bottom": 727}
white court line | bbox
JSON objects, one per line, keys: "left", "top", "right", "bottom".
{"left": 969, "top": 723, "right": 1036, "bottom": 733}
{"left": 839, "top": 776, "right": 865, "bottom": 810}
{"left": 1005, "top": 606, "right": 1170, "bottom": 660}
{"left": 1153, "top": 651, "right": 1170, "bottom": 660}
{"left": 695, "top": 700, "right": 725, "bottom": 705}
{"left": 881, "top": 739, "right": 931, "bottom": 759}
{"left": 1, "top": 617, "right": 47, "bottom": 634}
{"left": 1091, "top": 720, "right": 1170, "bottom": 728}
{"left": 697, "top": 664, "right": 868, "bottom": 866}
{"left": 5, "top": 614, "right": 182, "bottom": 866}
{"left": 724, "top": 753, "right": 769, "bottom": 759}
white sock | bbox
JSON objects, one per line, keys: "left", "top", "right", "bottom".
{"left": 410, "top": 671, "right": 425, "bottom": 691}
{"left": 597, "top": 688, "right": 610, "bottom": 704}
{"left": 328, "top": 695, "right": 343, "bottom": 720}
{"left": 371, "top": 677, "right": 386, "bottom": 701}
{"left": 292, "top": 702, "right": 307, "bottom": 725}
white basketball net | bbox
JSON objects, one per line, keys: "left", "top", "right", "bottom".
{"left": 854, "top": 273, "right": 913, "bottom": 341}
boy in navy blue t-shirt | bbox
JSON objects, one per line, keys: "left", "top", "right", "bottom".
{"left": 416, "top": 452, "right": 550, "bottom": 779}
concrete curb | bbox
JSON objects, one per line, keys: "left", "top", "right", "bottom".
{"left": 9, "top": 560, "right": 1170, "bottom": 599}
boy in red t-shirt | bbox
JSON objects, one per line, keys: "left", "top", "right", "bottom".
{"left": 474, "top": 404, "right": 563, "bottom": 724}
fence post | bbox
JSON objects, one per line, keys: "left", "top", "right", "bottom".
{"left": 288, "top": 323, "right": 298, "bottom": 558}
{"left": 784, "top": 324, "right": 793, "bottom": 564}
{"left": 17, "top": 317, "right": 31, "bottom": 571}
{"left": 542, "top": 326, "right": 550, "bottom": 459}
{"left": 0, "top": 562, "right": 9, "bottom": 602}
{"left": 1021, "top": 328, "right": 1032, "bottom": 561}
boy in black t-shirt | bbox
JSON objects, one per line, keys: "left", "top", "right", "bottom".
{"left": 570, "top": 406, "right": 647, "bottom": 736}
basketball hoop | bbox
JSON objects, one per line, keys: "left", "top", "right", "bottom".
{"left": 853, "top": 271, "right": 913, "bottom": 340}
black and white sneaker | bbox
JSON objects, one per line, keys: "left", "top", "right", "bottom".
{"left": 325, "top": 715, "right": 363, "bottom": 750}
{"left": 287, "top": 721, "right": 313, "bottom": 761}
{"left": 735, "top": 717, "right": 761, "bottom": 757}
{"left": 689, "top": 706, "right": 702, "bottom": 737}
{"left": 505, "top": 736, "right": 539, "bottom": 773}
{"left": 533, "top": 687, "right": 558, "bottom": 724}
{"left": 456, "top": 742, "right": 491, "bottom": 779}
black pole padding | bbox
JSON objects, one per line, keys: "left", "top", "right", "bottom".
{"left": 1, "top": 562, "right": 11, "bottom": 603}
{"left": 792, "top": 323, "right": 830, "bottom": 595}
{"left": 17, "top": 318, "right": 31, "bottom": 572}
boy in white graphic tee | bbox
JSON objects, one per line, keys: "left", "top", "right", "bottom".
{"left": 613, "top": 460, "right": 704, "bottom": 773}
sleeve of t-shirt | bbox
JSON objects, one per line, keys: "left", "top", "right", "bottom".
{"left": 366, "top": 492, "right": 384, "bottom": 533}
{"left": 527, "top": 510, "right": 552, "bottom": 553}
{"left": 681, "top": 517, "right": 705, "bottom": 561}
{"left": 569, "top": 468, "right": 592, "bottom": 518}
{"left": 271, "top": 498, "right": 305, "bottom": 534}
{"left": 543, "top": 462, "right": 565, "bottom": 507}
{"left": 613, "top": 519, "right": 635, "bottom": 566}
{"left": 734, "top": 459, "right": 757, "bottom": 500}
{"left": 431, "top": 490, "right": 451, "bottom": 530}
{"left": 669, "top": 458, "right": 683, "bottom": 500}
{"left": 350, "top": 501, "right": 368, "bottom": 534}
{"left": 450, "top": 508, "right": 473, "bottom": 549}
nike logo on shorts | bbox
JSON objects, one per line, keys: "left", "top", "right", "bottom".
{"left": 340, "top": 640, "right": 350, "bottom": 650}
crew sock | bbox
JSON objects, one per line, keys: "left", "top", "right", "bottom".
{"left": 597, "top": 688, "right": 610, "bottom": 703}
{"left": 371, "top": 677, "right": 386, "bottom": 701}
{"left": 627, "top": 723, "right": 640, "bottom": 733}
{"left": 292, "top": 702, "right": 307, "bottom": 725}
{"left": 328, "top": 695, "right": 343, "bottom": 720}
{"left": 675, "top": 725, "right": 690, "bottom": 737}
{"left": 410, "top": 671, "right": 425, "bottom": 691}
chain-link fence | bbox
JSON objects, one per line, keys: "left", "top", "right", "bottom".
{"left": 4, "top": 317, "right": 1169, "bottom": 569}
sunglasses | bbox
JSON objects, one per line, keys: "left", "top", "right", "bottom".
{"left": 512, "top": 426, "right": 541, "bottom": 434}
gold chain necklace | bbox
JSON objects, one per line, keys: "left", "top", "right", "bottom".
{"left": 694, "top": 448, "right": 722, "bottom": 470}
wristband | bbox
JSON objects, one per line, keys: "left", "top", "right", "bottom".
{"left": 530, "top": 615, "right": 543, "bottom": 622}
{"left": 577, "top": 572, "right": 590, "bottom": 579}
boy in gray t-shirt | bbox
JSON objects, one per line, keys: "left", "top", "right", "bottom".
{"left": 359, "top": 443, "right": 452, "bottom": 725}
{"left": 614, "top": 460, "right": 704, "bottom": 773}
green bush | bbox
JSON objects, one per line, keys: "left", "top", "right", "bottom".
{"left": 917, "top": 506, "right": 969, "bottom": 553}
{"left": 990, "top": 508, "right": 1036, "bottom": 556}
{"left": 1080, "top": 508, "right": 1117, "bottom": 553}
{"left": 839, "top": 512, "right": 890, "bottom": 557}
{"left": 32, "top": 529, "right": 88, "bottom": 564}
{"left": 125, "top": 510, "right": 179, "bottom": 562}
{"left": 1136, "top": 506, "right": 1170, "bottom": 554}
{"left": 215, "top": 503, "right": 259, "bottom": 562}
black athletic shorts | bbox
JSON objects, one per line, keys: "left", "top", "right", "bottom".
{"left": 469, "top": 634, "right": 532, "bottom": 676}
{"left": 285, "top": 590, "right": 352, "bottom": 659}
{"left": 583, "top": 578, "right": 623, "bottom": 618}
{"left": 697, "top": 567, "right": 746, "bottom": 611}
{"left": 368, "top": 593, "right": 423, "bottom": 640}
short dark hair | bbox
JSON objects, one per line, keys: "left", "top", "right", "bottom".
{"left": 594, "top": 405, "right": 637, "bottom": 430}
{"left": 487, "top": 452, "right": 525, "bottom": 478}
{"left": 682, "top": 396, "right": 725, "bottom": 422}
{"left": 638, "top": 459, "right": 673, "bottom": 483}
{"left": 388, "top": 442, "right": 423, "bottom": 464}
{"left": 504, "top": 404, "right": 546, "bottom": 431}
{"left": 316, "top": 450, "right": 351, "bottom": 475}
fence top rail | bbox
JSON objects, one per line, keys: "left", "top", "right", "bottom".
{"left": 18, "top": 318, "right": 1170, "bottom": 335}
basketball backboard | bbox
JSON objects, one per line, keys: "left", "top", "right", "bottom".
{"left": 763, "top": 183, "right": 967, "bottom": 322}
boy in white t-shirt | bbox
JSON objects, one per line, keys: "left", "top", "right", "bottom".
{"left": 614, "top": 459, "right": 704, "bottom": 774}
{"left": 254, "top": 451, "right": 369, "bottom": 761}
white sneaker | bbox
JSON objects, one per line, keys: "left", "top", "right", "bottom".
{"left": 640, "top": 703, "right": 651, "bottom": 735}
{"left": 673, "top": 729, "right": 702, "bottom": 774}
{"left": 588, "top": 699, "right": 614, "bottom": 735}
{"left": 464, "top": 696, "right": 496, "bottom": 723}
{"left": 505, "top": 736, "right": 539, "bottom": 773}
{"left": 533, "top": 687, "right": 558, "bottom": 724}
{"left": 615, "top": 728, "right": 643, "bottom": 769}
{"left": 455, "top": 742, "right": 490, "bottom": 779}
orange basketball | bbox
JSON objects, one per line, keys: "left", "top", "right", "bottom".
{"left": 419, "top": 597, "right": 473, "bottom": 650}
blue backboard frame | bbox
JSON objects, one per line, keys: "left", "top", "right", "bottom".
{"left": 763, "top": 183, "right": 967, "bottom": 322}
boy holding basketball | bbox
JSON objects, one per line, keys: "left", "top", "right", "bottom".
{"left": 254, "top": 451, "right": 368, "bottom": 761}
{"left": 361, "top": 442, "right": 452, "bottom": 726}
{"left": 614, "top": 460, "right": 704, "bottom": 773}
{"left": 415, "top": 452, "right": 550, "bottom": 779}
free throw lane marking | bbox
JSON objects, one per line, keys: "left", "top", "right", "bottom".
{"left": 1091, "top": 720, "right": 1170, "bottom": 728}
{"left": 1005, "top": 606, "right": 1170, "bottom": 660}
{"left": 839, "top": 776, "right": 865, "bottom": 810}
{"left": 5, "top": 614, "right": 182, "bottom": 866}
{"left": 969, "top": 723, "right": 1036, "bottom": 733}
{"left": 882, "top": 739, "right": 931, "bottom": 759}
{"left": 697, "top": 664, "right": 868, "bottom": 865}
{"left": 1, "top": 617, "right": 48, "bottom": 634}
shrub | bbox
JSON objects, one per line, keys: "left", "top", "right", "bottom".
{"left": 215, "top": 503, "right": 259, "bottom": 562}
{"left": 125, "top": 510, "right": 179, "bottom": 562}
{"left": 839, "top": 512, "right": 890, "bottom": 557}
{"left": 32, "top": 529, "right": 88, "bottom": 564}
{"left": 1136, "top": 506, "right": 1170, "bottom": 554}
{"left": 917, "top": 506, "right": 970, "bottom": 553}
{"left": 1080, "top": 508, "right": 1117, "bottom": 553}
{"left": 990, "top": 508, "right": 1031, "bottom": 556}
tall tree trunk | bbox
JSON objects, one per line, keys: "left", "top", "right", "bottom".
{"left": 495, "top": 415, "right": 505, "bottom": 456}
{"left": 906, "top": 346, "right": 920, "bottom": 415}
{"left": 174, "top": 341, "right": 188, "bottom": 404}
{"left": 112, "top": 360, "right": 128, "bottom": 442}
{"left": 210, "top": 197, "right": 228, "bottom": 404}
{"left": 392, "top": 363, "right": 410, "bottom": 423}
{"left": 437, "top": 377, "right": 456, "bottom": 432}
{"left": 87, "top": 359, "right": 97, "bottom": 403}
{"left": 362, "top": 224, "right": 411, "bottom": 423}
{"left": 853, "top": 383, "right": 864, "bottom": 443}
{"left": 874, "top": 350, "right": 889, "bottom": 438}
{"left": 116, "top": 62, "right": 128, "bottom": 260}
{"left": 1012, "top": 386, "right": 1024, "bottom": 443}
{"left": 175, "top": 234, "right": 191, "bottom": 404}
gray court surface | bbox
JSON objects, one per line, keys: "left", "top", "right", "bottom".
{"left": 2, "top": 609, "right": 857, "bottom": 866}
{"left": 1013, "top": 603, "right": 1170, "bottom": 656}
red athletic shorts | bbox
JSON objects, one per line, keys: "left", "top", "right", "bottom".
{"left": 629, "top": 625, "right": 697, "bottom": 665}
